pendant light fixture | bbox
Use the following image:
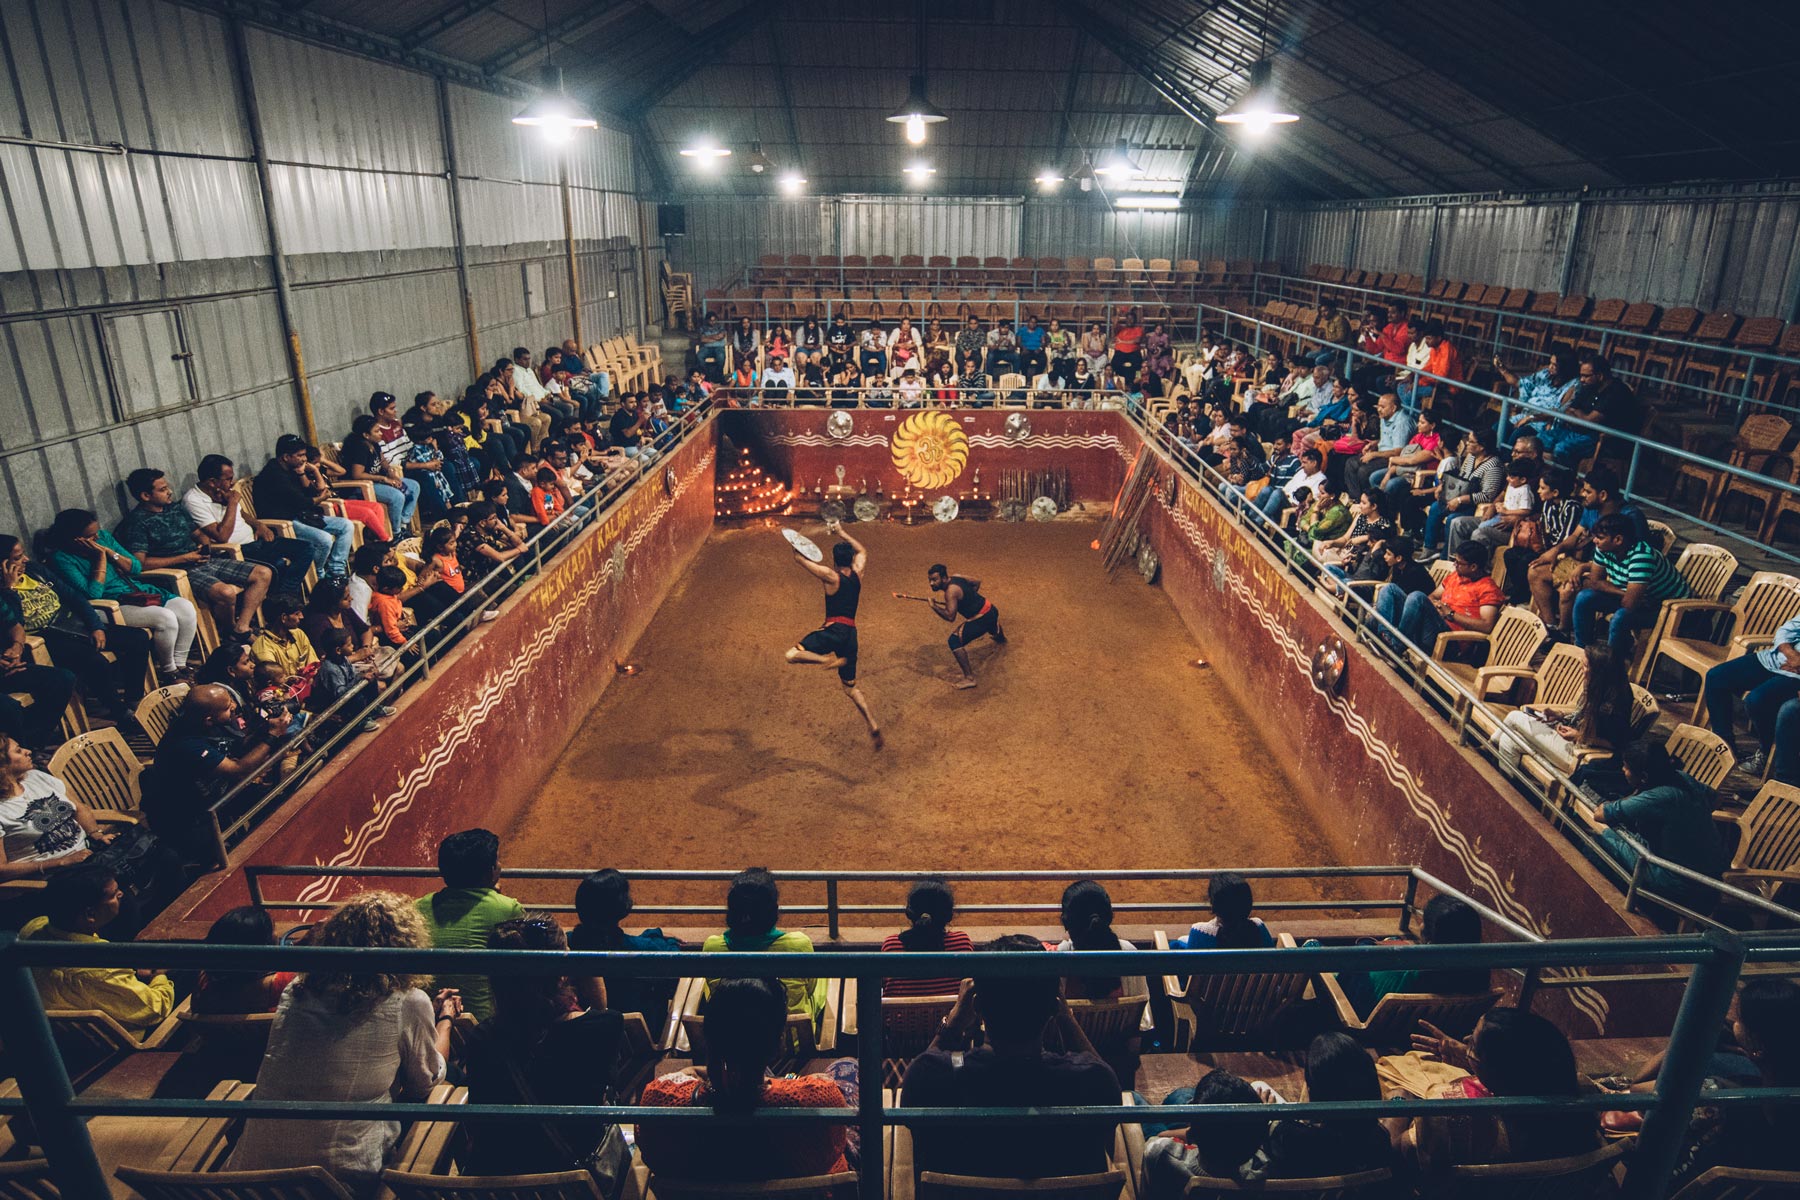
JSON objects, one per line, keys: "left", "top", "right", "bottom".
{"left": 1092, "top": 138, "right": 1142, "bottom": 178}
{"left": 1215, "top": 0, "right": 1299, "bottom": 135}
{"left": 744, "top": 141, "right": 776, "bottom": 175}
{"left": 886, "top": 0, "right": 947, "bottom": 145}
{"left": 510, "top": 0, "right": 598, "bottom": 140}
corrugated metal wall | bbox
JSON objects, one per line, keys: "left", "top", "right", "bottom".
{"left": 837, "top": 197, "right": 1022, "bottom": 260}
{"left": 1273, "top": 189, "right": 1800, "bottom": 317}
{"left": 0, "top": 0, "right": 642, "bottom": 540}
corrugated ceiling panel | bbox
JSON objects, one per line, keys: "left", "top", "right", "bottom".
{"left": 247, "top": 28, "right": 444, "bottom": 173}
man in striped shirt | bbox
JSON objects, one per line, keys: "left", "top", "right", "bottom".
{"left": 1570, "top": 513, "right": 1690, "bottom": 652}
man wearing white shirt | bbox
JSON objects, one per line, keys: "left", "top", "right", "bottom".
{"left": 1703, "top": 614, "right": 1800, "bottom": 777}
{"left": 762, "top": 357, "right": 795, "bottom": 401}
{"left": 1254, "top": 447, "right": 1327, "bottom": 522}
{"left": 183, "top": 454, "right": 313, "bottom": 594}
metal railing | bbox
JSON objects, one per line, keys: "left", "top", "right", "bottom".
{"left": 198, "top": 399, "right": 720, "bottom": 863}
{"left": 2, "top": 930, "right": 1796, "bottom": 1200}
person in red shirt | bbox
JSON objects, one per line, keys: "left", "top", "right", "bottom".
{"left": 637, "top": 977, "right": 857, "bottom": 1181}
{"left": 1378, "top": 301, "right": 1414, "bottom": 371}
{"left": 1373, "top": 541, "right": 1502, "bottom": 655}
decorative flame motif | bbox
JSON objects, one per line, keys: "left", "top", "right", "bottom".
{"left": 889, "top": 411, "right": 970, "bottom": 489}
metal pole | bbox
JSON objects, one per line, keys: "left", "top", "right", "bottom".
{"left": 1625, "top": 441, "right": 1642, "bottom": 501}
{"left": 856, "top": 970, "right": 885, "bottom": 1200}
{"left": 1558, "top": 200, "right": 1584, "bottom": 298}
{"left": 560, "top": 157, "right": 583, "bottom": 347}
{"left": 1627, "top": 931, "right": 1745, "bottom": 1200}
{"left": 827, "top": 879, "right": 841, "bottom": 942}
{"left": 435, "top": 77, "right": 480, "bottom": 378}
{"left": 0, "top": 934, "right": 113, "bottom": 1198}
{"left": 227, "top": 17, "right": 318, "bottom": 445}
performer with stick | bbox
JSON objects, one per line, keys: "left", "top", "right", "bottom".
{"left": 783, "top": 521, "right": 882, "bottom": 749}
{"left": 907, "top": 564, "right": 1007, "bottom": 689}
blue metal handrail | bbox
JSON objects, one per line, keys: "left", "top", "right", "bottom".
{"left": 0, "top": 931, "right": 1786, "bottom": 1200}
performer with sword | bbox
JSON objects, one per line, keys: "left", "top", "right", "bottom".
{"left": 896, "top": 564, "right": 1007, "bottom": 689}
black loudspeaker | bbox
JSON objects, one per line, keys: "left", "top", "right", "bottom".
{"left": 657, "top": 204, "right": 687, "bottom": 238}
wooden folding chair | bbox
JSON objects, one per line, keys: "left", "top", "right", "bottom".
{"left": 1426, "top": 606, "right": 1547, "bottom": 709}
{"left": 1313, "top": 975, "right": 1503, "bottom": 1049}
{"left": 1713, "top": 780, "right": 1800, "bottom": 904}
{"left": 1641, "top": 576, "right": 1800, "bottom": 721}
{"left": 133, "top": 683, "right": 191, "bottom": 747}
{"left": 115, "top": 1165, "right": 355, "bottom": 1200}
{"left": 1445, "top": 1141, "right": 1625, "bottom": 1200}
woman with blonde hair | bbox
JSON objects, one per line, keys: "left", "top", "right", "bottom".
{"left": 228, "top": 890, "right": 459, "bottom": 1195}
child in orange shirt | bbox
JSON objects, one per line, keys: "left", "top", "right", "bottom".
{"left": 530, "top": 467, "right": 571, "bottom": 528}
{"left": 368, "top": 566, "right": 413, "bottom": 649}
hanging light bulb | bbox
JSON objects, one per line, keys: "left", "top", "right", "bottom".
{"left": 1034, "top": 169, "right": 1063, "bottom": 191}
{"left": 779, "top": 171, "right": 808, "bottom": 195}
{"left": 1093, "top": 139, "right": 1142, "bottom": 179}
{"left": 888, "top": 75, "right": 946, "bottom": 143}
{"left": 905, "top": 113, "right": 928, "bottom": 145}
{"left": 744, "top": 141, "right": 776, "bottom": 175}
{"left": 1216, "top": 61, "right": 1299, "bottom": 135}
{"left": 512, "top": 66, "right": 599, "bottom": 140}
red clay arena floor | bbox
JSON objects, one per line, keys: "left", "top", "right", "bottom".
{"left": 502, "top": 519, "right": 1343, "bottom": 926}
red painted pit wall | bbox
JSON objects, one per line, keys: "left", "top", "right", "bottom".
{"left": 149, "top": 426, "right": 719, "bottom": 937}
{"left": 721, "top": 409, "right": 1133, "bottom": 513}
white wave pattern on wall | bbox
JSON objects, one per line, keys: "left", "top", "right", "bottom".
{"left": 1163, "top": 490, "right": 1611, "bottom": 1033}
{"left": 290, "top": 449, "right": 716, "bottom": 911}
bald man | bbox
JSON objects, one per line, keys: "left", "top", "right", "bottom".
{"left": 142, "top": 683, "right": 294, "bottom": 865}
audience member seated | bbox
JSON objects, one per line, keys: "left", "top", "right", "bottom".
{"left": 643, "top": 979, "right": 861, "bottom": 1184}
{"left": 1520, "top": 353, "right": 1640, "bottom": 464}
{"left": 142, "top": 683, "right": 292, "bottom": 865}
{"left": 1321, "top": 894, "right": 1487, "bottom": 1019}
{"left": 1344, "top": 392, "right": 1416, "bottom": 498}
{"left": 251, "top": 594, "right": 318, "bottom": 681}
{"left": 1143, "top": 1069, "right": 1270, "bottom": 1191}
{"left": 1702, "top": 601, "right": 1800, "bottom": 778}
{"left": 1496, "top": 643, "right": 1633, "bottom": 774}
{"left": 1317, "top": 489, "right": 1397, "bottom": 590}
{"left": 567, "top": 867, "right": 682, "bottom": 1025}
{"left": 414, "top": 828, "right": 525, "bottom": 1023}
{"left": 339, "top": 415, "right": 422, "bottom": 542}
{"left": 21, "top": 864, "right": 173, "bottom": 1033}
{"left": 192, "top": 904, "right": 296, "bottom": 1014}
{"left": 118, "top": 468, "right": 274, "bottom": 640}
{"left": 1254, "top": 448, "right": 1326, "bottom": 524}
{"left": 184, "top": 455, "right": 317, "bottom": 594}
{"left": 1499, "top": 466, "right": 1582, "bottom": 607}
{"left": 254, "top": 434, "right": 358, "bottom": 580}
{"left": 1395, "top": 1007, "right": 1598, "bottom": 1175}
{"left": 1266, "top": 1033, "right": 1396, "bottom": 1179}
{"left": 40, "top": 508, "right": 200, "bottom": 679}
{"left": 0, "top": 533, "right": 150, "bottom": 726}
{"left": 1524, "top": 465, "right": 1646, "bottom": 628}
{"left": 0, "top": 590, "right": 77, "bottom": 751}
{"left": 702, "top": 866, "right": 827, "bottom": 1030}
{"left": 1496, "top": 346, "right": 1579, "bottom": 442}
{"left": 1658, "top": 978, "right": 1800, "bottom": 1188}
{"left": 1567, "top": 511, "right": 1690, "bottom": 651}
{"left": 1172, "top": 872, "right": 1276, "bottom": 949}
{"left": 458, "top": 916, "right": 627, "bottom": 1184}
{"left": 226, "top": 890, "right": 457, "bottom": 1194}
{"left": 1056, "top": 878, "right": 1150, "bottom": 1004}
{"left": 1375, "top": 542, "right": 1502, "bottom": 656}
{"left": 1395, "top": 320, "right": 1464, "bottom": 410}
{"left": 304, "top": 579, "right": 396, "bottom": 685}
{"left": 1419, "top": 428, "right": 1503, "bottom": 560}
{"left": 1447, "top": 456, "right": 1537, "bottom": 560}
{"left": 900, "top": 934, "right": 1120, "bottom": 1179}
{"left": 881, "top": 875, "right": 974, "bottom": 996}
{"left": 1374, "top": 409, "right": 1445, "bottom": 509}
{"left": 0, "top": 731, "right": 115, "bottom": 882}
{"left": 1588, "top": 742, "right": 1727, "bottom": 917}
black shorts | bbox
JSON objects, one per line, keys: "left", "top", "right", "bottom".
{"left": 949, "top": 606, "right": 1000, "bottom": 649}
{"left": 800, "top": 623, "right": 859, "bottom": 684}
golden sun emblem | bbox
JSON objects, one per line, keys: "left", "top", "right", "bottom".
{"left": 890, "top": 411, "right": 969, "bottom": 489}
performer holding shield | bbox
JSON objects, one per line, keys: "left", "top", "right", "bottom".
{"left": 783, "top": 521, "right": 882, "bottom": 749}
{"left": 926, "top": 563, "right": 1006, "bottom": 689}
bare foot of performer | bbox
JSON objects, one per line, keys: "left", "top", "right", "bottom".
{"left": 926, "top": 563, "right": 1005, "bottom": 688}
{"left": 784, "top": 520, "right": 883, "bottom": 749}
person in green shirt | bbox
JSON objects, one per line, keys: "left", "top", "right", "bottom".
{"left": 415, "top": 828, "right": 523, "bottom": 1022}
{"left": 702, "top": 866, "right": 827, "bottom": 1032}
